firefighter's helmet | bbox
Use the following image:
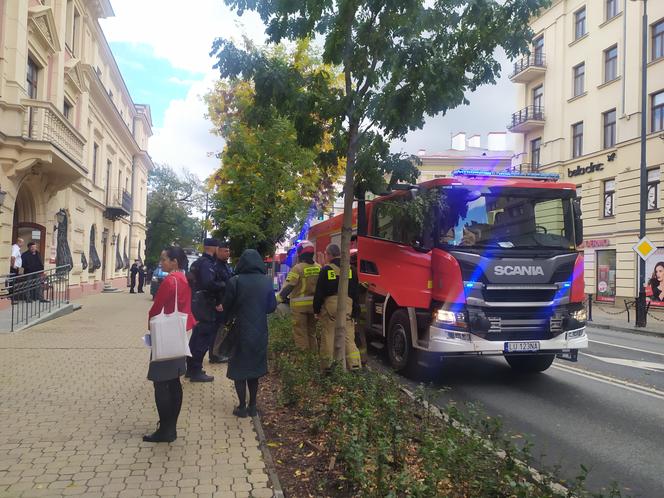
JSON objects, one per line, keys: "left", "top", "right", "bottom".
{"left": 296, "top": 240, "right": 315, "bottom": 255}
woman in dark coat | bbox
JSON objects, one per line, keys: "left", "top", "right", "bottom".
{"left": 222, "top": 249, "right": 277, "bottom": 417}
{"left": 144, "top": 246, "right": 196, "bottom": 442}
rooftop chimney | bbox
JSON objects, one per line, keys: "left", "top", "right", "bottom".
{"left": 467, "top": 134, "right": 481, "bottom": 148}
{"left": 417, "top": 148, "right": 426, "bottom": 157}
{"left": 451, "top": 132, "right": 466, "bottom": 151}
{"left": 487, "top": 132, "right": 508, "bottom": 151}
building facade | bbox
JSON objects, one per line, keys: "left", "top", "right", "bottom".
{"left": 509, "top": 0, "right": 664, "bottom": 304}
{"left": 0, "top": 0, "right": 152, "bottom": 300}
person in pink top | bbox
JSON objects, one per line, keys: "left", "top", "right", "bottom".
{"left": 144, "top": 246, "right": 196, "bottom": 443}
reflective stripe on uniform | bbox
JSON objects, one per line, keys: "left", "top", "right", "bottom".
{"left": 303, "top": 266, "right": 321, "bottom": 277}
{"left": 290, "top": 296, "right": 314, "bottom": 307}
{"left": 286, "top": 271, "right": 299, "bottom": 283}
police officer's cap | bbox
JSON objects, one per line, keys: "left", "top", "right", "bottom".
{"left": 296, "top": 240, "right": 315, "bottom": 255}
{"left": 203, "top": 238, "right": 219, "bottom": 247}
{"left": 218, "top": 240, "right": 230, "bottom": 248}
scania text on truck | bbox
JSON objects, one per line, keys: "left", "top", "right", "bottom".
{"left": 307, "top": 170, "right": 588, "bottom": 376}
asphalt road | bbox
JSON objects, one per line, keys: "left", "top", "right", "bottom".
{"left": 368, "top": 326, "right": 664, "bottom": 497}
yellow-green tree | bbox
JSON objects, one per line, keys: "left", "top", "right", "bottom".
{"left": 205, "top": 43, "right": 344, "bottom": 256}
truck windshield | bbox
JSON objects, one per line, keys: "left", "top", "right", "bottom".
{"left": 436, "top": 186, "right": 577, "bottom": 251}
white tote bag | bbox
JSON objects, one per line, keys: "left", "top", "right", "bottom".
{"left": 149, "top": 275, "right": 191, "bottom": 362}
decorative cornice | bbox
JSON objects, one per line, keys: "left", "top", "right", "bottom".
{"left": 64, "top": 58, "right": 87, "bottom": 95}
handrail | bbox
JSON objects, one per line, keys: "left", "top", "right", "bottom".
{"left": 508, "top": 106, "right": 545, "bottom": 129}
{"left": 511, "top": 54, "right": 546, "bottom": 78}
{"left": 1, "top": 265, "right": 71, "bottom": 332}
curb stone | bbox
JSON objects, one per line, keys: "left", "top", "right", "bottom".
{"left": 588, "top": 320, "right": 664, "bottom": 339}
{"left": 252, "top": 413, "right": 285, "bottom": 498}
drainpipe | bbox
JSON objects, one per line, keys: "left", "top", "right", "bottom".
{"left": 621, "top": 0, "right": 627, "bottom": 117}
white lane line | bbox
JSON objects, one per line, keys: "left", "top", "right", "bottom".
{"left": 551, "top": 363, "right": 664, "bottom": 402}
{"left": 580, "top": 352, "right": 664, "bottom": 372}
{"left": 588, "top": 339, "right": 664, "bottom": 357}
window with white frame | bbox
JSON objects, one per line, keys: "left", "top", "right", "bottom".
{"left": 603, "top": 109, "right": 616, "bottom": 149}
{"left": 26, "top": 57, "right": 39, "bottom": 99}
{"left": 606, "top": 0, "right": 618, "bottom": 21}
{"left": 531, "top": 138, "right": 541, "bottom": 169}
{"left": 575, "top": 7, "right": 587, "bottom": 40}
{"left": 603, "top": 179, "right": 615, "bottom": 217}
{"left": 647, "top": 169, "right": 660, "bottom": 211}
{"left": 653, "top": 90, "right": 664, "bottom": 132}
{"left": 573, "top": 62, "right": 585, "bottom": 96}
{"left": 604, "top": 45, "right": 618, "bottom": 82}
{"left": 653, "top": 19, "right": 664, "bottom": 61}
{"left": 572, "top": 122, "right": 583, "bottom": 158}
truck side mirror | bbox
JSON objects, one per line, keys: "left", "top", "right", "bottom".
{"left": 411, "top": 239, "right": 431, "bottom": 253}
{"left": 573, "top": 199, "right": 583, "bottom": 247}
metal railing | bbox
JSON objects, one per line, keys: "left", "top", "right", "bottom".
{"left": 508, "top": 105, "right": 545, "bottom": 129}
{"left": 505, "top": 163, "right": 539, "bottom": 173}
{"left": 511, "top": 54, "right": 546, "bottom": 78}
{"left": 1, "top": 265, "right": 71, "bottom": 332}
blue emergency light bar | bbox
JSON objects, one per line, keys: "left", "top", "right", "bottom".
{"left": 451, "top": 169, "right": 560, "bottom": 181}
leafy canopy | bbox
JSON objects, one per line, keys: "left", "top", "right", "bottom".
{"left": 145, "top": 164, "right": 204, "bottom": 264}
{"left": 205, "top": 42, "right": 345, "bottom": 256}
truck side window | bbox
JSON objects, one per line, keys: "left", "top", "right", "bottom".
{"left": 373, "top": 202, "right": 395, "bottom": 240}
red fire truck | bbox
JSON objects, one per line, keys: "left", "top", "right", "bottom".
{"left": 307, "top": 169, "right": 588, "bottom": 375}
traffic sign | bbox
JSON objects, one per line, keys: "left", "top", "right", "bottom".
{"left": 633, "top": 236, "right": 657, "bottom": 261}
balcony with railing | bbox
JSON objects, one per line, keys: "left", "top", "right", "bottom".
{"left": 22, "top": 99, "right": 86, "bottom": 173}
{"left": 510, "top": 54, "right": 546, "bottom": 83}
{"left": 508, "top": 106, "right": 545, "bottom": 133}
{"left": 104, "top": 189, "right": 133, "bottom": 220}
{"left": 504, "top": 163, "right": 538, "bottom": 174}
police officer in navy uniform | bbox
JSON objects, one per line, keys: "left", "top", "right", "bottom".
{"left": 186, "top": 238, "right": 225, "bottom": 382}
{"left": 210, "top": 240, "right": 233, "bottom": 363}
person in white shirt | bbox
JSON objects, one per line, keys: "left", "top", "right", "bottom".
{"left": 10, "top": 238, "right": 24, "bottom": 304}
{"left": 10, "top": 238, "right": 24, "bottom": 275}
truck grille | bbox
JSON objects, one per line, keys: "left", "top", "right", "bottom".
{"left": 483, "top": 288, "right": 556, "bottom": 303}
{"left": 469, "top": 306, "right": 564, "bottom": 341}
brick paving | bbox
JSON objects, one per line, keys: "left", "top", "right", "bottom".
{"left": 0, "top": 292, "right": 274, "bottom": 498}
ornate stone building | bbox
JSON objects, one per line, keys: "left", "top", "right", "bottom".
{"left": 0, "top": 0, "right": 152, "bottom": 299}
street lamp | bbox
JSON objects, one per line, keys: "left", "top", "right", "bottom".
{"left": 632, "top": 0, "right": 648, "bottom": 327}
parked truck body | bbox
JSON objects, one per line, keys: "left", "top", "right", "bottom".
{"left": 307, "top": 170, "right": 588, "bottom": 374}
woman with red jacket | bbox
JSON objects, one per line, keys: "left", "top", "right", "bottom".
{"left": 144, "top": 246, "right": 196, "bottom": 443}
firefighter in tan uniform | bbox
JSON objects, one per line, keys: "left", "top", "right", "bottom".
{"left": 313, "top": 243, "right": 362, "bottom": 371}
{"left": 277, "top": 241, "right": 321, "bottom": 352}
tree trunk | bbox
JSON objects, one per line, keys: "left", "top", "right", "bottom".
{"left": 333, "top": 119, "right": 359, "bottom": 369}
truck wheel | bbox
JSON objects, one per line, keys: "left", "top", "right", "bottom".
{"left": 505, "top": 354, "right": 555, "bottom": 373}
{"left": 387, "top": 310, "right": 421, "bottom": 377}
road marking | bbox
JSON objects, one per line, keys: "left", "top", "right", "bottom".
{"left": 552, "top": 363, "right": 664, "bottom": 402}
{"left": 580, "top": 352, "right": 664, "bottom": 372}
{"left": 588, "top": 339, "right": 664, "bottom": 357}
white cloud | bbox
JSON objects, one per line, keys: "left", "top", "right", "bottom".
{"left": 101, "top": 0, "right": 265, "bottom": 74}
{"left": 100, "top": 1, "right": 266, "bottom": 180}
{"left": 149, "top": 76, "right": 224, "bottom": 181}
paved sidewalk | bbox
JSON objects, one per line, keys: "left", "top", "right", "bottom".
{"left": 588, "top": 302, "right": 664, "bottom": 336}
{"left": 0, "top": 292, "right": 274, "bottom": 497}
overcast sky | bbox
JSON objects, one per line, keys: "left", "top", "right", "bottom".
{"left": 101, "top": 1, "right": 517, "bottom": 181}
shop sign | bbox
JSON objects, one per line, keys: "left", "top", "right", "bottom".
{"left": 579, "top": 239, "right": 610, "bottom": 249}
{"left": 568, "top": 161, "right": 604, "bottom": 178}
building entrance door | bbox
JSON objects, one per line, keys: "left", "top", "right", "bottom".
{"left": 13, "top": 223, "right": 46, "bottom": 265}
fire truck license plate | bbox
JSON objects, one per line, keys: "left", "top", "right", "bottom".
{"left": 504, "top": 341, "right": 540, "bottom": 353}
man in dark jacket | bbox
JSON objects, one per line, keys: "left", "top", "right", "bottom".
{"left": 313, "top": 243, "right": 362, "bottom": 371}
{"left": 210, "top": 241, "right": 233, "bottom": 363}
{"left": 129, "top": 260, "right": 140, "bottom": 293}
{"left": 186, "top": 238, "right": 225, "bottom": 382}
{"left": 21, "top": 242, "right": 48, "bottom": 303}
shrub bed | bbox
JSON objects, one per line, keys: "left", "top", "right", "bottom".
{"left": 260, "top": 316, "right": 620, "bottom": 497}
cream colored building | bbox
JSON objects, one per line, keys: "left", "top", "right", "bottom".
{"left": 0, "top": 0, "right": 152, "bottom": 300}
{"left": 509, "top": 0, "right": 664, "bottom": 304}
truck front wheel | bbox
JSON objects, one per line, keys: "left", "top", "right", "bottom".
{"left": 387, "top": 310, "right": 416, "bottom": 374}
{"left": 505, "top": 354, "right": 555, "bottom": 373}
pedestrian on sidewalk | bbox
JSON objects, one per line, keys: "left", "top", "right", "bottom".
{"left": 222, "top": 249, "right": 277, "bottom": 418}
{"left": 144, "top": 246, "right": 195, "bottom": 443}
{"left": 129, "top": 259, "right": 140, "bottom": 294}
{"left": 138, "top": 262, "right": 146, "bottom": 293}
{"left": 210, "top": 241, "right": 233, "bottom": 363}
{"left": 9, "top": 237, "right": 24, "bottom": 303}
{"left": 186, "top": 238, "right": 225, "bottom": 381}
{"left": 21, "top": 242, "right": 48, "bottom": 303}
